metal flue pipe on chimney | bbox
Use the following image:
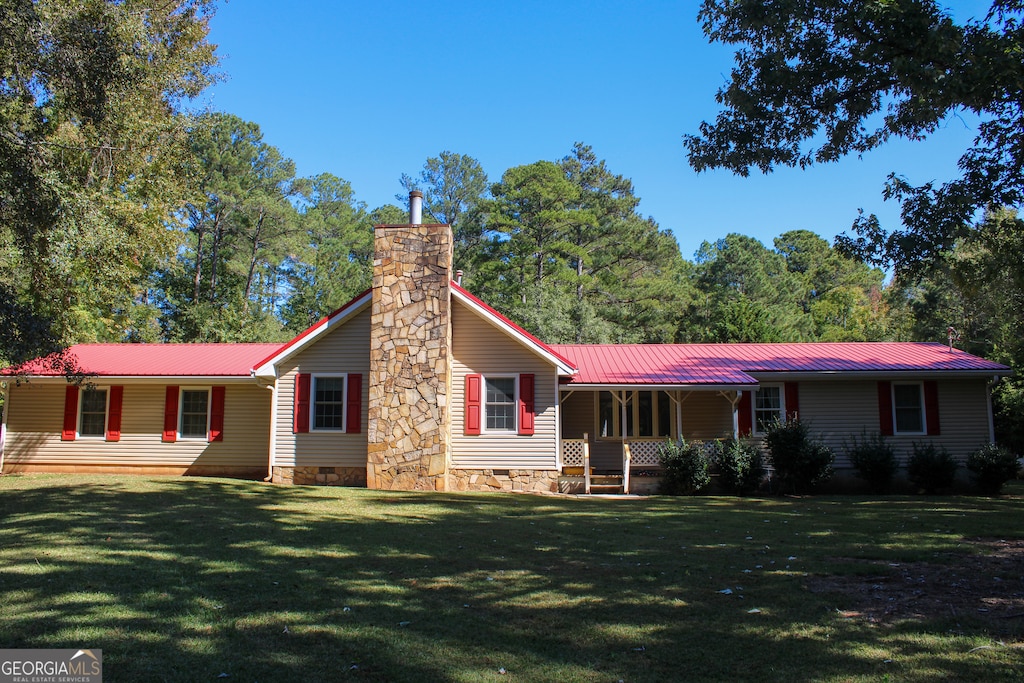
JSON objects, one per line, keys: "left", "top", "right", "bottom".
{"left": 409, "top": 190, "right": 423, "bottom": 225}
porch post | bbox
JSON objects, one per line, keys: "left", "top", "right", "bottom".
{"left": 620, "top": 390, "right": 629, "bottom": 494}
{"left": 732, "top": 390, "right": 740, "bottom": 439}
{"left": 675, "top": 391, "right": 683, "bottom": 441}
{"left": 583, "top": 432, "right": 591, "bottom": 494}
{"left": 620, "top": 390, "right": 628, "bottom": 439}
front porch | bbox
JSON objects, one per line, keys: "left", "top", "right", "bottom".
{"left": 559, "top": 435, "right": 665, "bottom": 494}
{"left": 558, "top": 388, "right": 744, "bottom": 494}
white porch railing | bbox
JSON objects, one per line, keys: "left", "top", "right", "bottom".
{"left": 622, "top": 438, "right": 663, "bottom": 494}
{"left": 561, "top": 432, "right": 591, "bottom": 494}
{"left": 623, "top": 438, "right": 663, "bottom": 466}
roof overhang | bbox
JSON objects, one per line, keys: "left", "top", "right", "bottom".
{"left": 746, "top": 369, "right": 1013, "bottom": 380}
{"left": 6, "top": 375, "right": 262, "bottom": 385}
{"left": 560, "top": 383, "right": 757, "bottom": 391}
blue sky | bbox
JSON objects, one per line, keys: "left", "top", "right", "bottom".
{"left": 202, "top": 0, "right": 990, "bottom": 261}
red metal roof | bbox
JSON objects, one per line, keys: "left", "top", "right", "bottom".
{"left": 550, "top": 342, "right": 1010, "bottom": 387}
{"left": 5, "top": 335, "right": 1008, "bottom": 386}
{"left": 6, "top": 343, "right": 283, "bottom": 377}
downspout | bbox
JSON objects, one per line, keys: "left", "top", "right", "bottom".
{"left": 0, "top": 381, "right": 8, "bottom": 474}
{"left": 986, "top": 375, "right": 1000, "bottom": 444}
{"left": 261, "top": 377, "right": 278, "bottom": 482}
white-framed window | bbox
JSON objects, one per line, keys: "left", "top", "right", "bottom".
{"left": 753, "top": 385, "right": 784, "bottom": 435}
{"left": 78, "top": 387, "right": 108, "bottom": 438}
{"left": 312, "top": 374, "right": 347, "bottom": 431}
{"left": 179, "top": 388, "right": 210, "bottom": 439}
{"left": 484, "top": 376, "right": 516, "bottom": 432}
{"left": 597, "top": 390, "right": 673, "bottom": 438}
{"left": 893, "top": 382, "right": 925, "bottom": 434}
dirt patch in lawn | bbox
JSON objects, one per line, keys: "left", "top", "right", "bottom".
{"left": 807, "top": 538, "right": 1024, "bottom": 639}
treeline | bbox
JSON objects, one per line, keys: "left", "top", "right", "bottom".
{"left": 119, "top": 116, "right": 896, "bottom": 347}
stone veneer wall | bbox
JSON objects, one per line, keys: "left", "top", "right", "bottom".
{"left": 366, "top": 224, "right": 453, "bottom": 491}
{"left": 448, "top": 469, "right": 560, "bottom": 493}
{"left": 272, "top": 466, "right": 367, "bottom": 486}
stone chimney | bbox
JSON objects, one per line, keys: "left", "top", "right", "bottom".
{"left": 366, "top": 192, "right": 453, "bottom": 490}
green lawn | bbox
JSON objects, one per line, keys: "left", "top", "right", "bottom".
{"left": 1, "top": 474, "right": 1022, "bottom": 682}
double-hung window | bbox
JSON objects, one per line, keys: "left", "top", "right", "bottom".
{"left": 180, "top": 389, "right": 210, "bottom": 439}
{"left": 485, "top": 377, "right": 516, "bottom": 432}
{"left": 79, "top": 388, "right": 108, "bottom": 437}
{"left": 292, "top": 373, "right": 361, "bottom": 435}
{"left": 893, "top": 383, "right": 925, "bottom": 434}
{"left": 161, "top": 386, "right": 224, "bottom": 443}
{"left": 313, "top": 375, "right": 346, "bottom": 431}
{"left": 63, "top": 385, "right": 123, "bottom": 442}
{"left": 463, "top": 373, "right": 533, "bottom": 436}
{"left": 753, "top": 385, "right": 783, "bottom": 435}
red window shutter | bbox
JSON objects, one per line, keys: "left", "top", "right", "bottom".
{"left": 465, "top": 374, "right": 482, "bottom": 435}
{"left": 346, "top": 374, "right": 362, "bottom": 434}
{"left": 162, "top": 386, "right": 179, "bottom": 443}
{"left": 518, "top": 373, "right": 535, "bottom": 436}
{"left": 877, "top": 381, "right": 894, "bottom": 436}
{"left": 924, "top": 380, "right": 941, "bottom": 436}
{"left": 784, "top": 382, "right": 800, "bottom": 421}
{"left": 106, "top": 386, "right": 124, "bottom": 442}
{"left": 293, "top": 373, "right": 310, "bottom": 434}
{"left": 62, "top": 386, "right": 78, "bottom": 441}
{"left": 738, "top": 390, "right": 752, "bottom": 436}
{"left": 209, "top": 386, "right": 226, "bottom": 441}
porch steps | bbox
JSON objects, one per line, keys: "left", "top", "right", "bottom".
{"left": 589, "top": 475, "right": 624, "bottom": 494}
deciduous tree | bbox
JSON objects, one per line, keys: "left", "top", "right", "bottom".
{"left": 0, "top": 0, "right": 218, "bottom": 363}
{"left": 685, "top": 0, "right": 1024, "bottom": 274}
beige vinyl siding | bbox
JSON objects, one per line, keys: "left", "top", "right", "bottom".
{"left": 451, "top": 299, "right": 559, "bottom": 470}
{"left": 273, "top": 307, "right": 370, "bottom": 468}
{"left": 4, "top": 382, "right": 269, "bottom": 468}
{"left": 560, "top": 391, "right": 593, "bottom": 439}
{"left": 679, "top": 391, "right": 735, "bottom": 439}
{"left": 787, "top": 378, "right": 992, "bottom": 467}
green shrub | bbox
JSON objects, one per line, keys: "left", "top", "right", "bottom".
{"left": 906, "top": 442, "right": 958, "bottom": 494}
{"left": 763, "top": 418, "right": 834, "bottom": 494}
{"left": 657, "top": 439, "right": 718, "bottom": 495}
{"left": 845, "top": 431, "right": 898, "bottom": 493}
{"left": 715, "top": 439, "right": 766, "bottom": 495}
{"left": 966, "top": 444, "right": 1020, "bottom": 495}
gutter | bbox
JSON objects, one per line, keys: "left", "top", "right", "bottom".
{"left": 987, "top": 374, "right": 1002, "bottom": 444}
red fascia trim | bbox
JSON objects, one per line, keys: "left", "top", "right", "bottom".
{"left": 251, "top": 288, "right": 372, "bottom": 372}
{"left": 451, "top": 281, "right": 577, "bottom": 372}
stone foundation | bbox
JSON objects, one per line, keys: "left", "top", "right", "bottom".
{"left": 272, "top": 466, "right": 367, "bottom": 486}
{"left": 448, "top": 469, "right": 560, "bottom": 493}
